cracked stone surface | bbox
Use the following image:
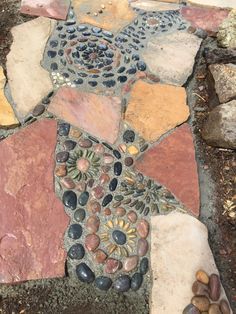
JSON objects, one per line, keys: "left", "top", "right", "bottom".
{"left": 0, "top": 119, "right": 69, "bottom": 284}
{"left": 151, "top": 212, "right": 232, "bottom": 314}
{"left": 0, "top": 67, "right": 19, "bottom": 128}
{"left": 202, "top": 100, "right": 236, "bottom": 150}
{"left": 72, "top": 0, "right": 137, "bottom": 32}
{"left": 135, "top": 124, "right": 200, "bottom": 216}
{"left": 20, "top": 0, "right": 71, "bottom": 20}
{"left": 6, "top": 17, "right": 55, "bottom": 121}
{"left": 125, "top": 81, "right": 189, "bottom": 142}
{"left": 142, "top": 31, "right": 202, "bottom": 86}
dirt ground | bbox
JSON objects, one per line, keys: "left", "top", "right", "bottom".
{"left": 0, "top": 1, "right": 235, "bottom": 313}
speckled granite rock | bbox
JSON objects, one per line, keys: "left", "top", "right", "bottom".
{"left": 202, "top": 100, "right": 236, "bottom": 149}
{"left": 217, "top": 10, "right": 236, "bottom": 49}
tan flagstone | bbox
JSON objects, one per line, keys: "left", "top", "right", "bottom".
{"left": 131, "top": 0, "right": 180, "bottom": 11}
{"left": 0, "top": 67, "right": 19, "bottom": 128}
{"left": 187, "top": 0, "right": 236, "bottom": 9}
{"left": 125, "top": 81, "right": 189, "bottom": 142}
{"left": 72, "top": 0, "right": 137, "bottom": 32}
{"left": 151, "top": 212, "right": 232, "bottom": 314}
{"left": 6, "top": 17, "right": 55, "bottom": 121}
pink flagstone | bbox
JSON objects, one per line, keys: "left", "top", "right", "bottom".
{"left": 20, "top": 0, "right": 70, "bottom": 20}
{"left": 135, "top": 124, "right": 200, "bottom": 217}
{"left": 0, "top": 119, "right": 69, "bottom": 284}
{"left": 48, "top": 87, "right": 122, "bottom": 144}
{"left": 181, "top": 6, "right": 229, "bottom": 34}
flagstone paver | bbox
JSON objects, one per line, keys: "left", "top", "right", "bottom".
{"left": 142, "top": 31, "right": 202, "bottom": 86}
{"left": 135, "top": 124, "right": 200, "bottom": 216}
{"left": 0, "top": 67, "right": 19, "bottom": 128}
{"left": 6, "top": 17, "right": 55, "bottom": 121}
{"left": 209, "top": 63, "right": 236, "bottom": 104}
{"left": 151, "top": 213, "right": 232, "bottom": 314}
{"left": 187, "top": 0, "right": 236, "bottom": 9}
{"left": 0, "top": 119, "right": 69, "bottom": 284}
{"left": 48, "top": 87, "right": 122, "bottom": 144}
{"left": 125, "top": 81, "right": 189, "bottom": 142}
{"left": 217, "top": 9, "right": 236, "bottom": 49}
{"left": 72, "top": 0, "right": 137, "bottom": 32}
{"left": 130, "top": 0, "right": 180, "bottom": 11}
{"left": 181, "top": 6, "right": 229, "bottom": 34}
{"left": 20, "top": 0, "right": 71, "bottom": 20}
{"left": 202, "top": 100, "right": 236, "bottom": 150}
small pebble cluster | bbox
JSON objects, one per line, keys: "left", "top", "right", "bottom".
{"left": 183, "top": 270, "right": 231, "bottom": 314}
{"left": 54, "top": 121, "right": 186, "bottom": 292}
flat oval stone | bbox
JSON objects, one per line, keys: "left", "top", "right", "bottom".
{"left": 105, "top": 258, "right": 121, "bottom": 274}
{"left": 131, "top": 273, "right": 143, "bottom": 291}
{"left": 191, "top": 296, "right": 210, "bottom": 312}
{"left": 140, "top": 257, "right": 149, "bottom": 275}
{"left": 76, "top": 263, "right": 95, "bottom": 283}
{"left": 113, "top": 150, "right": 121, "bottom": 159}
{"left": 93, "top": 249, "right": 107, "bottom": 264}
{"left": 61, "top": 177, "right": 75, "bottom": 189}
{"left": 64, "top": 140, "right": 76, "bottom": 151}
{"left": 86, "top": 215, "right": 100, "bottom": 233}
{"left": 68, "top": 243, "right": 85, "bottom": 260}
{"left": 85, "top": 234, "right": 100, "bottom": 251}
{"left": 99, "top": 173, "right": 110, "bottom": 184}
{"left": 137, "top": 219, "right": 149, "bottom": 238}
{"left": 196, "top": 270, "right": 209, "bottom": 284}
{"left": 209, "top": 304, "right": 222, "bottom": 314}
{"left": 125, "top": 157, "right": 134, "bottom": 167}
{"left": 123, "top": 256, "right": 138, "bottom": 272}
{"left": 63, "top": 191, "right": 77, "bottom": 210}
{"left": 32, "top": 104, "right": 45, "bottom": 116}
{"left": 58, "top": 123, "right": 70, "bottom": 136}
{"left": 91, "top": 186, "right": 104, "bottom": 199}
{"left": 56, "top": 151, "right": 69, "bottom": 163}
{"left": 95, "top": 276, "right": 112, "bottom": 291}
{"left": 114, "top": 162, "right": 122, "bottom": 176}
{"left": 102, "top": 194, "right": 113, "bottom": 207}
{"left": 127, "top": 210, "right": 137, "bottom": 223}
{"left": 209, "top": 274, "right": 221, "bottom": 301}
{"left": 68, "top": 224, "right": 82, "bottom": 239}
{"left": 103, "top": 154, "right": 114, "bottom": 164}
{"left": 78, "top": 191, "right": 89, "bottom": 206}
{"left": 109, "top": 178, "right": 118, "bottom": 191}
{"left": 127, "top": 145, "right": 139, "bottom": 155}
{"left": 123, "top": 130, "right": 135, "bottom": 143}
{"left": 220, "top": 299, "right": 230, "bottom": 314}
{"left": 137, "top": 239, "right": 148, "bottom": 256}
{"left": 115, "top": 207, "right": 126, "bottom": 217}
{"left": 114, "top": 275, "right": 131, "bottom": 292}
{"left": 87, "top": 200, "right": 101, "bottom": 214}
{"left": 183, "top": 304, "right": 200, "bottom": 314}
{"left": 76, "top": 181, "right": 86, "bottom": 192}
{"left": 94, "top": 144, "right": 105, "bottom": 154}
{"left": 192, "top": 281, "right": 209, "bottom": 297}
{"left": 74, "top": 208, "right": 86, "bottom": 222}
{"left": 78, "top": 138, "right": 92, "bottom": 148}
{"left": 112, "top": 230, "right": 127, "bottom": 245}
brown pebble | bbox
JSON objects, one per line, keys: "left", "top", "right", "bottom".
{"left": 61, "top": 177, "right": 75, "bottom": 189}
{"left": 78, "top": 138, "right": 92, "bottom": 148}
{"left": 209, "top": 274, "right": 221, "bottom": 301}
{"left": 125, "top": 157, "right": 134, "bottom": 167}
{"left": 32, "top": 104, "right": 45, "bottom": 116}
{"left": 220, "top": 299, "right": 230, "bottom": 314}
{"left": 70, "top": 128, "right": 82, "bottom": 138}
{"left": 105, "top": 258, "right": 121, "bottom": 274}
{"left": 94, "top": 249, "right": 107, "bottom": 264}
{"left": 127, "top": 210, "right": 137, "bottom": 223}
{"left": 99, "top": 173, "right": 110, "bottom": 184}
{"left": 104, "top": 208, "right": 111, "bottom": 216}
{"left": 183, "top": 304, "right": 200, "bottom": 314}
{"left": 209, "top": 304, "right": 222, "bottom": 314}
{"left": 123, "top": 256, "right": 138, "bottom": 272}
{"left": 137, "top": 219, "right": 149, "bottom": 238}
{"left": 192, "top": 280, "right": 209, "bottom": 297}
{"left": 85, "top": 234, "right": 100, "bottom": 251}
{"left": 86, "top": 215, "right": 100, "bottom": 233}
{"left": 137, "top": 238, "right": 148, "bottom": 256}
{"left": 196, "top": 270, "right": 209, "bottom": 284}
{"left": 91, "top": 186, "right": 104, "bottom": 199}
{"left": 76, "top": 181, "right": 86, "bottom": 192}
{"left": 87, "top": 200, "right": 101, "bottom": 214}
{"left": 191, "top": 296, "right": 210, "bottom": 312}
{"left": 55, "top": 164, "right": 67, "bottom": 177}
{"left": 115, "top": 207, "right": 126, "bottom": 217}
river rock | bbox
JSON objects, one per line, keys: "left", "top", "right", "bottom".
{"left": 202, "top": 100, "right": 236, "bottom": 149}
{"left": 183, "top": 304, "right": 201, "bottom": 314}
{"left": 192, "top": 280, "right": 209, "bottom": 297}
{"left": 105, "top": 259, "right": 121, "bottom": 274}
{"left": 209, "top": 304, "right": 222, "bottom": 314}
{"left": 123, "top": 256, "right": 139, "bottom": 272}
{"left": 85, "top": 234, "right": 100, "bottom": 251}
{"left": 220, "top": 299, "right": 231, "bottom": 314}
{"left": 209, "top": 274, "right": 221, "bottom": 301}
{"left": 196, "top": 269, "right": 209, "bottom": 284}
{"left": 191, "top": 296, "right": 210, "bottom": 312}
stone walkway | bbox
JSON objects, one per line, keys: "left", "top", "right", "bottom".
{"left": 0, "top": 0, "right": 235, "bottom": 313}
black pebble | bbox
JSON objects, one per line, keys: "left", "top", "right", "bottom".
{"left": 64, "top": 140, "right": 76, "bottom": 151}
{"left": 112, "top": 230, "right": 127, "bottom": 245}
{"left": 137, "top": 61, "right": 146, "bottom": 71}
{"left": 140, "top": 258, "right": 149, "bottom": 275}
{"left": 103, "top": 80, "right": 116, "bottom": 88}
{"left": 123, "top": 130, "right": 135, "bottom": 143}
{"left": 88, "top": 81, "right": 98, "bottom": 87}
{"left": 114, "top": 162, "right": 122, "bottom": 176}
{"left": 74, "top": 208, "right": 86, "bottom": 222}
{"left": 58, "top": 123, "right": 70, "bottom": 136}
{"left": 68, "top": 243, "right": 85, "bottom": 260}
{"left": 88, "top": 136, "right": 99, "bottom": 143}
{"left": 78, "top": 25, "right": 88, "bottom": 31}
{"left": 114, "top": 275, "right": 131, "bottom": 292}
{"left": 118, "top": 76, "right": 127, "bottom": 83}
{"left": 95, "top": 276, "right": 112, "bottom": 291}
{"left": 109, "top": 178, "right": 118, "bottom": 192}
{"left": 78, "top": 191, "right": 89, "bottom": 206}
{"left": 118, "top": 66, "right": 126, "bottom": 73}
{"left": 103, "top": 30, "right": 113, "bottom": 38}
{"left": 50, "top": 40, "right": 58, "bottom": 48}
{"left": 131, "top": 273, "right": 143, "bottom": 291}
{"left": 102, "top": 194, "right": 113, "bottom": 207}
{"left": 76, "top": 263, "right": 95, "bottom": 283}
{"left": 32, "top": 104, "right": 45, "bottom": 117}
{"left": 113, "top": 150, "right": 121, "bottom": 159}
{"left": 56, "top": 151, "right": 69, "bottom": 163}
{"left": 74, "top": 78, "right": 84, "bottom": 85}
{"left": 68, "top": 224, "right": 82, "bottom": 239}
{"left": 50, "top": 63, "right": 58, "bottom": 71}
{"left": 63, "top": 191, "right": 77, "bottom": 210}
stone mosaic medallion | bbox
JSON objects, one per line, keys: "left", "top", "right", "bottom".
{"left": 54, "top": 120, "right": 187, "bottom": 292}
{"left": 42, "top": 8, "right": 189, "bottom": 94}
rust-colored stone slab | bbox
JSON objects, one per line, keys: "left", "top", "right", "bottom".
{"left": 125, "top": 81, "right": 189, "bottom": 142}
{"left": 0, "top": 120, "right": 69, "bottom": 283}
{"left": 72, "top": 0, "right": 136, "bottom": 32}
{"left": 20, "top": 0, "right": 70, "bottom": 20}
{"left": 48, "top": 87, "right": 121, "bottom": 144}
{"left": 181, "top": 6, "right": 229, "bottom": 34}
{"left": 135, "top": 124, "right": 200, "bottom": 216}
